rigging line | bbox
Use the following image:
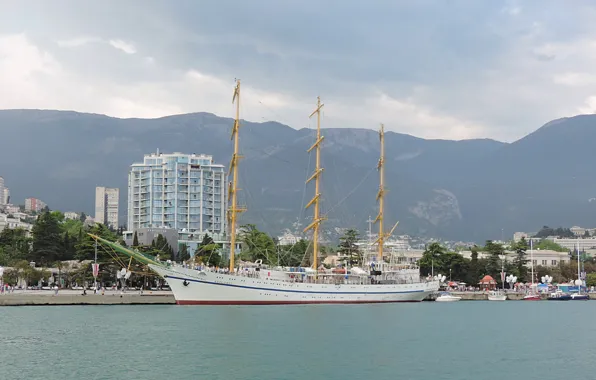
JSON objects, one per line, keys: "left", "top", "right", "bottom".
{"left": 237, "top": 169, "right": 278, "bottom": 260}
{"left": 235, "top": 97, "right": 309, "bottom": 260}
{"left": 322, "top": 165, "right": 376, "bottom": 219}
{"left": 257, "top": 100, "right": 289, "bottom": 126}
{"left": 99, "top": 244, "right": 127, "bottom": 268}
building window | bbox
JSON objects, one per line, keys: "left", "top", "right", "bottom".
{"left": 541, "top": 260, "right": 547, "bottom": 266}
{"left": 551, "top": 260, "right": 557, "bottom": 266}
{"left": 532, "top": 260, "right": 537, "bottom": 265}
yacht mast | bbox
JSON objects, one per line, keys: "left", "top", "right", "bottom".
{"left": 304, "top": 97, "right": 325, "bottom": 270}
{"left": 530, "top": 238, "right": 534, "bottom": 284}
{"left": 577, "top": 241, "right": 581, "bottom": 294}
{"left": 228, "top": 79, "right": 245, "bottom": 272}
{"left": 374, "top": 124, "right": 385, "bottom": 261}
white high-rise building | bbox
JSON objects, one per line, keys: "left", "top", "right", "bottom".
{"left": 3, "top": 188, "right": 9, "bottom": 205}
{"left": 127, "top": 152, "right": 226, "bottom": 237}
{"left": 0, "top": 176, "right": 5, "bottom": 206}
{"left": 95, "top": 187, "right": 119, "bottom": 228}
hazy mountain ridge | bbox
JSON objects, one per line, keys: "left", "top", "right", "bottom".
{"left": 1, "top": 109, "right": 595, "bottom": 240}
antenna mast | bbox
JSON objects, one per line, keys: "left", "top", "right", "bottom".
{"left": 228, "top": 79, "right": 245, "bottom": 272}
{"left": 374, "top": 124, "right": 385, "bottom": 261}
{"left": 304, "top": 96, "right": 325, "bottom": 270}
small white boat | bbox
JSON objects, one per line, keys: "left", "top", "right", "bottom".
{"left": 488, "top": 290, "right": 507, "bottom": 301}
{"left": 435, "top": 292, "right": 461, "bottom": 302}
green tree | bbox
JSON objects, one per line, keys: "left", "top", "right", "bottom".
{"left": 586, "top": 273, "right": 596, "bottom": 287}
{"left": 533, "top": 239, "right": 566, "bottom": 252}
{"left": 179, "top": 244, "right": 190, "bottom": 261}
{"left": 31, "top": 211, "right": 63, "bottom": 265}
{"left": 466, "top": 247, "right": 481, "bottom": 285}
{"left": 194, "top": 233, "right": 221, "bottom": 267}
{"left": 62, "top": 218, "right": 84, "bottom": 237}
{"left": 511, "top": 238, "right": 529, "bottom": 282}
{"left": 239, "top": 224, "right": 276, "bottom": 264}
{"left": 338, "top": 229, "right": 361, "bottom": 266}
{"left": 0, "top": 227, "right": 30, "bottom": 264}
{"left": 418, "top": 242, "right": 447, "bottom": 276}
{"left": 132, "top": 231, "right": 139, "bottom": 247}
{"left": 534, "top": 226, "right": 575, "bottom": 238}
{"left": 484, "top": 240, "right": 504, "bottom": 283}
{"left": 277, "top": 239, "right": 311, "bottom": 267}
{"left": 442, "top": 252, "right": 469, "bottom": 281}
{"left": 74, "top": 223, "right": 119, "bottom": 261}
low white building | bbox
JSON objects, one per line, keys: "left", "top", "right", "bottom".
{"left": 459, "top": 249, "right": 569, "bottom": 267}
{"left": 513, "top": 232, "right": 529, "bottom": 242}
{"left": 0, "top": 213, "right": 33, "bottom": 234}
{"left": 64, "top": 212, "right": 80, "bottom": 220}
{"left": 548, "top": 237, "right": 596, "bottom": 251}
{"left": 277, "top": 232, "right": 299, "bottom": 246}
{"left": 1, "top": 204, "right": 20, "bottom": 214}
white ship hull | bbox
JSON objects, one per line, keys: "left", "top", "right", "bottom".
{"left": 150, "top": 265, "right": 440, "bottom": 305}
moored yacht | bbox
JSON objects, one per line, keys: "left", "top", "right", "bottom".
{"left": 435, "top": 292, "right": 461, "bottom": 302}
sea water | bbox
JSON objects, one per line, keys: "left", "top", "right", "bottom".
{"left": 0, "top": 302, "right": 594, "bottom": 380}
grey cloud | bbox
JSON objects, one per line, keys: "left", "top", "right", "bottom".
{"left": 2, "top": 0, "right": 596, "bottom": 141}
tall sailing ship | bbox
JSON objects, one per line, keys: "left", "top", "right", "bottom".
{"left": 93, "top": 80, "right": 440, "bottom": 305}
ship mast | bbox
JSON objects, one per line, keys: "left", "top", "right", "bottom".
{"left": 228, "top": 79, "right": 245, "bottom": 272}
{"left": 374, "top": 124, "right": 385, "bottom": 261}
{"left": 304, "top": 96, "right": 325, "bottom": 270}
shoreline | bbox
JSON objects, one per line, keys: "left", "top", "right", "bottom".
{"left": 0, "top": 290, "right": 175, "bottom": 306}
{"left": 2, "top": 290, "right": 594, "bottom": 306}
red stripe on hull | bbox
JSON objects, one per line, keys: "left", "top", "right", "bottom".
{"left": 176, "top": 300, "right": 422, "bottom": 305}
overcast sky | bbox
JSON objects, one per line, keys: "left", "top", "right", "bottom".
{"left": 1, "top": 0, "right": 596, "bottom": 142}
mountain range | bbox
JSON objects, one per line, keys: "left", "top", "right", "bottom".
{"left": 1, "top": 109, "right": 595, "bottom": 241}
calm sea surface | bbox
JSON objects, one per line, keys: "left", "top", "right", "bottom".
{"left": 1, "top": 302, "right": 595, "bottom": 380}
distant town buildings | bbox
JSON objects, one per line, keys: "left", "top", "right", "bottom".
{"left": 64, "top": 212, "right": 80, "bottom": 220}
{"left": 24, "top": 197, "right": 46, "bottom": 213}
{"left": 513, "top": 232, "right": 529, "bottom": 242}
{"left": 83, "top": 215, "right": 96, "bottom": 227}
{"left": 126, "top": 152, "right": 227, "bottom": 251}
{"left": 95, "top": 187, "right": 119, "bottom": 229}
{"left": 3, "top": 204, "right": 19, "bottom": 214}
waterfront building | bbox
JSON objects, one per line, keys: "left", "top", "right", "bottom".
{"left": 95, "top": 187, "right": 119, "bottom": 229}
{"left": 127, "top": 151, "right": 226, "bottom": 249}
{"left": 24, "top": 197, "right": 46, "bottom": 213}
